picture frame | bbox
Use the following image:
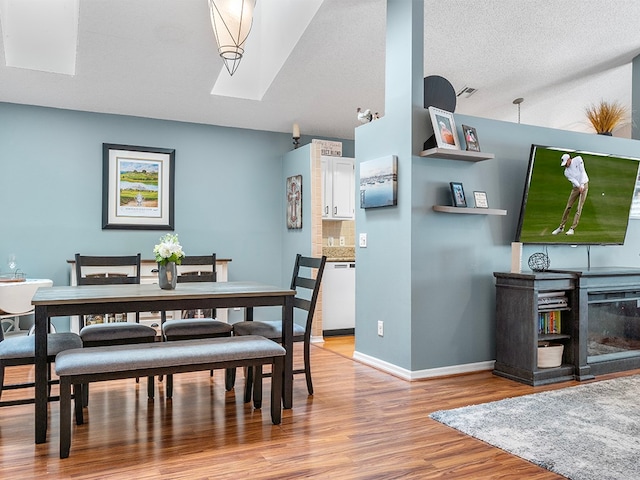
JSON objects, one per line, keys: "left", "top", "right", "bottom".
{"left": 359, "top": 155, "right": 398, "bottom": 209}
{"left": 286, "top": 174, "right": 303, "bottom": 229}
{"left": 428, "top": 106, "right": 460, "bottom": 150}
{"left": 449, "top": 182, "right": 467, "bottom": 207}
{"left": 473, "top": 191, "right": 489, "bottom": 208}
{"left": 462, "top": 124, "right": 481, "bottom": 152}
{"left": 102, "top": 143, "right": 175, "bottom": 230}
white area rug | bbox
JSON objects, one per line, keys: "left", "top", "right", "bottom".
{"left": 429, "top": 376, "right": 640, "bottom": 480}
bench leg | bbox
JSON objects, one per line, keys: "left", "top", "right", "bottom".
{"left": 147, "top": 376, "right": 154, "bottom": 399}
{"left": 253, "top": 365, "right": 263, "bottom": 409}
{"left": 167, "top": 374, "right": 173, "bottom": 399}
{"left": 271, "top": 357, "right": 283, "bottom": 425}
{"left": 225, "top": 368, "right": 235, "bottom": 391}
{"left": 243, "top": 366, "right": 253, "bottom": 403}
{"left": 74, "top": 384, "right": 84, "bottom": 425}
{"left": 60, "top": 379, "right": 71, "bottom": 459}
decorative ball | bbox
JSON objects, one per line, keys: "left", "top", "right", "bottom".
{"left": 528, "top": 253, "right": 550, "bottom": 272}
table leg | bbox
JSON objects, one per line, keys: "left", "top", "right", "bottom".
{"left": 282, "top": 295, "right": 293, "bottom": 409}
{"left": 35, "top": 306, "right": 48, "bottom": 444}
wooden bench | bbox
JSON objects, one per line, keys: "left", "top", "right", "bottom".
{"left": 55, "top": 335, "right": 285, "bottom": 459}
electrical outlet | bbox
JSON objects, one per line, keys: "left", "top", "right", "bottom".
{"left": 359, "top": 233, "right": 367, "bottom": 248}
{"left": 377, "top": 320, "right": 384, "bottom": 336}
{"left": 339, "top": 236, "right": 345, "bottom": 246}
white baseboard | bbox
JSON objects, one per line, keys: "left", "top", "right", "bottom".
{"left": 352, "top": 350, "right": 495, "bottom": 381}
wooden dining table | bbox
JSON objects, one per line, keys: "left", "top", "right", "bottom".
{"left": 31, "top": 281, "right": 295, "bottom": 444}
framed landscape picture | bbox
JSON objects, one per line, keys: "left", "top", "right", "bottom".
{"left": 102, "top": 143, "right": 175, "bottom": 230}
{"left": 359, "top": 155, "right": 398, "bottom": 208}
{"left": 428, "top": 106, "right": 460, "bottom": 150}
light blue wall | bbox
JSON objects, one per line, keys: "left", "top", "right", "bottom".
{"left": 0, "top": 102, "right": 350, "bottom": 329}
{"left": 353, "top": 0, "right": 640, "bottom": 373}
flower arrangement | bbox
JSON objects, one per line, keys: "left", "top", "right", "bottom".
{"left": 585, "top": 100, "right": 628, "bottom": 134}
{"left": 153, "top": 233, "right": 185, "bottom": 266}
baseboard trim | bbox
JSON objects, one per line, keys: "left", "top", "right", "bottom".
{"left": 352, "top": 351, "right": 495, "bottom": 381}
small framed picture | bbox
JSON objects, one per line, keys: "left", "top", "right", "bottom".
{"left": 473, "top": 191, "right": 488, "bottom": 208}
{"left": 462, "top": 125, "right": 480, "bottom": 152}
{"left": 428, "top": 106, "right": 460, "bottom": 150}
{"left": 449, "top": 182, "right": 467, "bottom": 207}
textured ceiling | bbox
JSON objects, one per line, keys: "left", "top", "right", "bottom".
{"left": 1, "top": 0, "right": 639, "bottom": 140}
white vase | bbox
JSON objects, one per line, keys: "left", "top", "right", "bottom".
{"left": 158, "top": 262, "right": 177, "bottom": 290}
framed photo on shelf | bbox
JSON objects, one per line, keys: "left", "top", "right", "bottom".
{"left": 428, "top": 106, "right": 460, "bottom": 150}
{"left": 102, "top": 143, "right": 175, "bottom": 230}
{"left": 449, "top": 182, "right": 467, "bottom": 207}
{"left": 473, "top": 191, "right": 489, "bottom": 208}
{"left": 462, "top": 124, "right": 481, "bottom": 152}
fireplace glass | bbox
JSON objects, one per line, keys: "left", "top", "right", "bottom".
{"left": 588, "top": 294, "right": 640, "bottom": 363}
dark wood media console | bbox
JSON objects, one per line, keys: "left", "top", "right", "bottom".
{"left": 494, "top": 268, "right": 640, "bottom": 386}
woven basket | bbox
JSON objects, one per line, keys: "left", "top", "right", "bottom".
{"left": 537, "top": 343, "right": 564, "bottom": 368}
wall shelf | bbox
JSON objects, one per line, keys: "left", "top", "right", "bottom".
{"left": 432, "top": 205, "right": 507, "bottom": 216}
{"left": 419, "top": 147, "right": 495, "bottom": 162}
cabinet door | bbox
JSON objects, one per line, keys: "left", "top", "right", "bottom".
{"left": 331, "top": 158, "right": 355, "bottom": 219}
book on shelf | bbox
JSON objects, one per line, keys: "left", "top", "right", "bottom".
{"left": 538, "top": 292, "right": 568, "bottom": 309}
{"left": 538, "top": 310, "right": 562, "bottom": 334}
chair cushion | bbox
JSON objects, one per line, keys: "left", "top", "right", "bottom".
{"left": 163, "top": 318, "right": 233, "bottom": 338}
{"left": 0, "top": 332, "right": 83, "bottom": 360}
{"left": 232, "top": 320, "right": 305, "bottom": 339}
{"left": 80, "top": 323, "right": 156, "bottom": 343}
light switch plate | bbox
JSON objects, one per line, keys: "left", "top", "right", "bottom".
{"left": 359, "top": 233, "right": 367, "bottom": 248}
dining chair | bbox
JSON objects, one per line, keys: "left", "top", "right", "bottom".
{"left": 160, "top": 254, "right": 234, "bottom": 395}
{"left": 232, "top": 254, "right": 326, "bottom": 399}
{"left": 0, "top": 324, "right": 82, "bottom": 407}
{"left": 75, "top": 253, "right": 157, "bottom": 403}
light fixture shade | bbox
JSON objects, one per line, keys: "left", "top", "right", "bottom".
{"left": 208, "top": 0, "right": 256, "bottom": 76}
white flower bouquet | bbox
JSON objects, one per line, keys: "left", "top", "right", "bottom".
{"left": 153, "top": 233, "right": 185, "bottom": 266}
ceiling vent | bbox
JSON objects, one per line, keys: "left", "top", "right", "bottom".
{"left": 456, "top": 86, "right": 478, "bottom": 98}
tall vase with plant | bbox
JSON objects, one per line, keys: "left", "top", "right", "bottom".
{"left": 153, "top": 233, "right": 185, "bottom": 290}
{"left": 584, "top": 100, "right": 628, "bottom": 135}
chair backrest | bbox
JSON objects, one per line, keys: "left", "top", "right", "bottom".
{"left": 75, "top": 253, "right": 142, "bottom": 325}
{"left": 176, "top": 254, "right": 217, "bottom": 318}
{"left": 290, "top": 254, "right": 327, "bottom": 339}
{"left": 177, "top": 254, "right": 217, "bottom": 283}
{"left": 75, "top": 254, "right": 141, "bottom": 286}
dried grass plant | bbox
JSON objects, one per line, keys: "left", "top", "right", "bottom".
{"left": 584, "top": 100, "right": 628, "bottom": 134}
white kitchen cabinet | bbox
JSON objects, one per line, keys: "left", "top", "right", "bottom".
{"left": 322, "top": 156, "right": 355, "bottom": 220}
{"left": 68, "top": 258, "right": 230, "bottom": 333}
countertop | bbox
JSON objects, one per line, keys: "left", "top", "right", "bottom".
{"left": 322, "top": 246, "right": 355, "bottom": 262}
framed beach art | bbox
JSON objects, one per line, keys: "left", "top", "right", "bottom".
{"left": 428, "top": 106, "right": 460, "bottom": 150}
{"left": 102, "top": 143, "right": 175, "bottom": 230}
{"left": 360, "top": 155, "right": 398, "bottom": 209}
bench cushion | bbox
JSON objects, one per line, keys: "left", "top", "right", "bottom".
{"left": 55, "top": 335, "right": 285, "bottom": 376}
{"left": 0, "top": 332, "right": 82, "bottom": 360}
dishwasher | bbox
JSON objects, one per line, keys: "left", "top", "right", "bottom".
{"left": 322, "top": 261, "right": 355, "bottom": 335}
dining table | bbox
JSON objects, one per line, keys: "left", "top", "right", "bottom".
{"left": 31, "top": 281, "right": 295, "bottom": 444}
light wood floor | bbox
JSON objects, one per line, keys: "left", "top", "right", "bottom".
{"left": 1, "top": 336, "right": 637, "bottom": 479}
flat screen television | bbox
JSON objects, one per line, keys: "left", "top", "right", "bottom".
{"left": 515, "top": 145, "right": 639, "bottom": 245}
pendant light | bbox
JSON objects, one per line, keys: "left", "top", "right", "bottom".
{"left": 208, "top": 0, "right": 256, "bottom": 76}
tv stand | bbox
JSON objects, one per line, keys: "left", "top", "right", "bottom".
{"left": 494, "top": 267, "right": 640, "bottom": 385}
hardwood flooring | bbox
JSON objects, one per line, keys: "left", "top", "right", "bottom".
{"left": 1, "top": 336, "right": 637, "bottom": 479}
